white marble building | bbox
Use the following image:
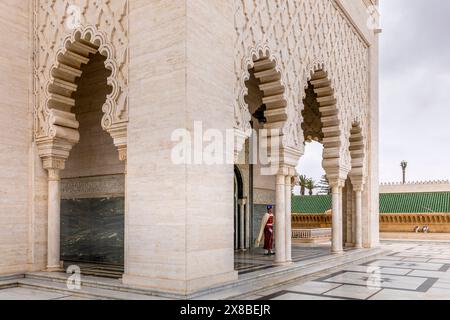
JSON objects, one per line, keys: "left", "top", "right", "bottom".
{"left": 0, "top": 0, "right": 380, "bottom": 296}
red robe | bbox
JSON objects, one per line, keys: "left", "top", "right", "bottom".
{"left": 263, "top": 214, "right": 274, "bottom": 250}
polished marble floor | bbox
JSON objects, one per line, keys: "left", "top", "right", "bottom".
{"left": 244, "top": 241, "right": 450, "bottom": 300}
{"left": 0, "top": 287, "right": 94, "bottom": 300}
{"left": 3, "top": 241, "right": 450, "bottom": 300}
{"left": 235, "top": 243, "right": 332, "bottom": 274}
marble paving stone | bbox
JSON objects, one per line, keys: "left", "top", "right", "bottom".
{"left": 0, "top": 287, "right": 68, "bottom": 300}
{"left": 374, "top": 256, "right": 404, "bottom": 261}
{"left": 401, "top": 257, "right": 430, "bottom": 263}
{"left": 409, "top": 270, "right": 450, "bottom": 280}
{"left": 429, "top": 259, "right": 450, "bottom": 264}
{"left": 286, "top": 281, "right": 342, "bottom": 295}
{"left": 324, "top": 285, "right": 381, "bottom": 300}
{"left": 320, "top": 271, "right": 430, "bottom": 291}
{"left": 341, "top": 265, "right": 412, "bottom": 276}
{"left": 55, "top": 295, "right": 95, "bottom": 300}
{"left": 240, "top": 295, "right": 265, "bottom": 300}
{"left": 431, "top": 280, "right": 450, "bottom": 290}
{"left": 271, "top": 292, "right": 342, "bottom": 300}
{"left": 424, "top": 288, "right": 450, "bottom": 300}
{"left": 364, "top": 260, "right": 445, "bottom": 271}
{"left": 369, "top": 289, "right": 428, "bottom": 300}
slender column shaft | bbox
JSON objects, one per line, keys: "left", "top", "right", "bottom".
{"left": 239, "top": 201, "right": 245, "bottom": 250}
{"left": 275, "top": 174, "right": 286, "bottom": 264}
{"left": 355, "top": 189, "right": 363, "bottom": 248}
{"left": 47, "top": 169, "right": 61, "bottom": 270}
{"left": 234, "top": 201, "right": 239, "bottom": 250}
{"left": 332, "top": 186, "right": 343, "bottom": 254}
{"left": 285, "top": 175, "right": 292, "bottom": 262}
{"left": 245, "top": 202, "right": 250, "bottom": 249}
{"left": 124, "top": 161, "right": 129, "bottom": 274}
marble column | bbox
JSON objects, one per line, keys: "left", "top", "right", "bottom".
{"left": 354, "top": 186, "right": 363, "bottom": 249}
{"left": 239, "top": 199, "right": 246, "bottom": 250}
{"left": 331, "top": 181, "right": 344, "bottom": 254}
{"left": 275, "top": 174, "right": 286, "bottom": 264}
{"left": 285, "top": 175, "right": 292, "bottom": 263}
{"left": 244, "top": 199, "right": 250, "bottom": 249}
{"left": 123, "top": 158, "right": 129, "bottom": 274}
{"left": 47, "top": 169, "right": 62, "bottom": 271}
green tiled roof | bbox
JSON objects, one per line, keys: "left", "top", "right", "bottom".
{"left": 380, "top": 192, "right": 450, "bottom": 213}
{"left": 292, "top": 192, "right": 450, "bottom": 214}
{"left": 292, "top": 195, "right": 332, "bottom": 214}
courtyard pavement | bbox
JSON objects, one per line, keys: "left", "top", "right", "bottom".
{"left": 240, "top": 241, "right": 450, "bottom": 300}
{"left": 2, "top": 241, "right": 450, "bottom": 300}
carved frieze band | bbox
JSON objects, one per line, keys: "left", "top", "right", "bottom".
{"left": 61, "top": 174, "right": 125, "bottom": 200}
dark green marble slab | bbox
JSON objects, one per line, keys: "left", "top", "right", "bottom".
{"left": 61, "top": 197, "right": 124, "bottom": 265}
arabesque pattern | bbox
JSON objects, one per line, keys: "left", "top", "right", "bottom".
{"left": 33, "top": 0, "right": 128, "bottom": 163}
{"left": 234, "top": 0, "right": 369, "bottom": 173}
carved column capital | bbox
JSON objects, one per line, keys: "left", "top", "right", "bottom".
{"left": 36, "top": 137, "right": 73, "bottom": 171}
{"left": 42, "top": 157, "right": 66, "bottom": 171}
{"left": 329, "top": 178, "right": 346, "bottom": 189}
{"left": 349, "top": 174, "right": 366, "bottom": 192}
{"left": 47, "top": 168, "right": 61, "bottom": 182}
{"left": 118, "top": 147, "right": 127, "bottom": 162}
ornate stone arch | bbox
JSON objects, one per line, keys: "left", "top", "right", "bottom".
{"left": 348, "top": 121, "right": 367, "bottom": 188}
{"left": 234, "top": 44, "right": 296, "bottom": 165}
{"left": 296, "top": 60, "right": 351, "bottom": 182}
{"left": 36, "top": 25, "right": 128, "bottom": 169}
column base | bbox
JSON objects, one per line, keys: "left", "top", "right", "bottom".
{"left": 122, "top": 270, "right": 238, "bottom": 296}
{"left": 274, "top": 260, "right": 292, "bottom": 266}
{"left": 331, "top": 249, "right": 344, "bottom": 254}
{"left": 46, "top": 261, "right": 64, "bottom": 272}
{"left": 345, "top": 243, "right": 355, "bottom": 247}
{"left": 46, "top": 266, "right": 63, "bottom": 272}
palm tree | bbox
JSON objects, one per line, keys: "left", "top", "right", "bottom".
{"left": 298, "top": 175, "right": 307, "bottom": 196}
{"left": 317, "top": 175, "right": 331, "bottom": 195}
{"left": 306, "top": 178, "right": 316, "bottom": 196}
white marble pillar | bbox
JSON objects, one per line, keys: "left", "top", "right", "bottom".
{"left": 239, "top": 199, "right": 246, "bottom": 250}
{"left": 331, "top": 183, "right": 344, "bottom": 254}
{"left": 245, "top": 200, "right": 250, "bottom": 249}
{"left": 355, "top": 186, "right": 363, "bottom": 249}
{"left": 123, "top": 159, "right": 129, "bottom": 274}
{"left": 285, "top": 175, "right": 292, "bottom": 262}
{"left": 47, "top": 169, "right": 61, "bottom": 271}
{"left": 275, "top": 174, "right": 286, "bottom": 264}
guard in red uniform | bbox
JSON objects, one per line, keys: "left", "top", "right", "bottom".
{"left": 256, "top": 205, "right": 275, "bottom": 256}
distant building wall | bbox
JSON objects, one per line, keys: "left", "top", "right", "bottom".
{"left": 380, "top": 181, "right": 450, "bottom": 194}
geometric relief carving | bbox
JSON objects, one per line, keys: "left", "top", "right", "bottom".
{"left": 61, "top": 175, "right": 125, "bottom": 200}
{"left": 348, "top": 122, "right": 367, "bottom": 187}
{"left": 33, "top": 0, "right": 128, "bottom": 167}
{"left": 234, "top": 0, "right": 370, "bottom": 174}
{"left": 302, "top": 83, "right": 324, "bottom": 143}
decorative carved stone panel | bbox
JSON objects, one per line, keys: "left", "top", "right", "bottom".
{"left": 33, "top": 0, "right": 129, "bottom": 166}
{"left": 234, "top": 0, "right": 370, "bottom": 173}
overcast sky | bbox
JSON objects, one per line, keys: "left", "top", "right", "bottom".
{"left": 296, "top": 0, "right": 450, "bottom": 188}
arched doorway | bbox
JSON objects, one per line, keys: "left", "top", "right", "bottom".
{"left": 301, "top": 69, "right": 346, "bottom": 254}
{"left": 36, "top": 26, "right": 128, "bottom": 278}
{"left": 59, "top": 51, "right": 125, "bottom": 277}
{"left": 234, "top": 53, "right": 296, "bottom": 272}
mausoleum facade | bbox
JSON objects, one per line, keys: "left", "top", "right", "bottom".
{"left": 0, "top": 0, "right": 380, "bottom": 296}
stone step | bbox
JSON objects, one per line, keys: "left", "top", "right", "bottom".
{"left": 20, "top": 248, "right": 387, "bottom": 300}
{"left": 16, "top": 277, "right": 167, "bottom": 300}
{"left": 193, "top": 247, "right": 387, "bottom": 300}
